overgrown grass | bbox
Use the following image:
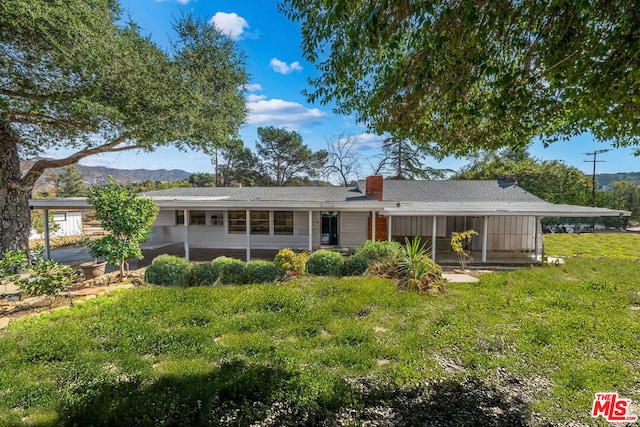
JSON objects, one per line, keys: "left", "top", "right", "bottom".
{"left": 545, "top": 232, "right": 640, "bottom": 258}
{"left": 1, "top": 258, "right": 639, "bottom": 425}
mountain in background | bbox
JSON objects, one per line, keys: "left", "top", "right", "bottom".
{"left": 21, "top": 160, "right": 192, "bottom": 194}
{"left": 596, "top": 172, "right": 640, "bottom": 187}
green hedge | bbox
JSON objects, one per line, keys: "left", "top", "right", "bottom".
{"left": 340, "top": 255, "right": 369, "bottom": 276}
{"left": 211, "top": 256, "right": 245, "bottom": 285}
{"left": 188, "top": 262, "right": 221, "bottom": 286}
{"left": 307, "top": 250, "right": 344, "bottom": 276}
{"left": 243, "top": 260, "right": 285, "bottom": 284}
{"left": 144, "top": 255, "right": 191, "bottom": 286}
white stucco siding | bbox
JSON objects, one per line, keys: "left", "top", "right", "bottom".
{"left": 30, "top": 211, "right": 83, "bottom": 239}
{"left": 339, "top": 211, "right": 368, "bottom": 248}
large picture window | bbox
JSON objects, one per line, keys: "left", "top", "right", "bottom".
{"left": 250, "top": 211, "right": 269, "bottom": 235}
{"left": 274, "top": 211, "right": 293, "bottom": 235}
{"left": 189, "top": 211, "right": 206, "bottom": 225}
{"left": 228, "top": 210, "right": 246, "bottom": 234}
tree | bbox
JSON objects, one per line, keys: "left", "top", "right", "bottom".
{"left": 56, "top": 166, "right": 87, "bottom": 197}
{"left": 255, "top": 127, "right": 328, "bottom": 186}
{"left": 280, "top": 1, "right": 640, "bottom": 155}
{"left": 0, "top": 2, "right": 247, "bottom": 253}
{"left": 188, "top": 173, "right": 217, "bottom": 187}
{"left": 454, "top": 148, "right": 592, "bottom": 206}
{"left": 219, "top": 140, "right": 262, "bottom": 187}
{"left": 86, "top": 179, "right": 158, "bottom": 281}
{"left": 597, "top": 181, "right": 640, "bottom": 221}
{"left": 325, "top": 133, "right": 361, "bottom": 186}
{"left": 377, "top": 137, "right": 451, "bottom": 180}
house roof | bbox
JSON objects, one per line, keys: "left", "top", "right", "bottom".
{"left": 28, "top": 179, "right": 631, "bottom": 217}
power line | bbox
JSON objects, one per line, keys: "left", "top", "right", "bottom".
{"left": 583, "top": 149, "right": 611, "bottom": 206}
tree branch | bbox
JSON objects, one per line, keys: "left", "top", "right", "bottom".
{"left": 5, "top": 109, "right": 86, "bottom": 128}
{"left": 22, "top": 135, "right": 139, "bottom": 187}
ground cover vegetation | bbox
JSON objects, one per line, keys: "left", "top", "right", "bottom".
{"left": 0, "top": 254, "right": 638, "bottom": 425}
{"left": 544, "top": 233, "right": 640, "bottom": 259}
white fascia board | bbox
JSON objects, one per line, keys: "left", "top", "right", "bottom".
{"left": 152, "top": 198, "right": 393, "bottom": 211}
{"left": 29, "top": 198, "right": 92, "bottom": 210}
{"left": 384, "top": 204, "right": 631, "bottom": 217}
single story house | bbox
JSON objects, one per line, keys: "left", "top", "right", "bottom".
{"left": 30, "top": 176, "right": 630, "bottom": 264}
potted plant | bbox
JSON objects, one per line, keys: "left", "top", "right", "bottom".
{"left": 79, "top": 238, "right": 108, "bottom": 279}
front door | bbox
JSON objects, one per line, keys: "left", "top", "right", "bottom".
{"left": 321, "top": 211, "right": 338, "bottom": 245}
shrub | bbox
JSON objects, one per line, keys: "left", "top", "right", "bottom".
{"left": 341, "top": 255, "right": 369, "bottom": 276}
{"left": 354, "top": 240, "right": 402, "bottom": 263}
{"left": 307, "top": 250, "right": 344, "bottom": 276}
{"left": 144, "top": 255, "right": 191, "bottom": 286}
{"left": 274, "top": 249, "right": 308, "bottom": 275}
{"left": 211, "top": 256, "right": 245, "bottom": 284}
{"left": 187, "top": 262, "right": 221, "bottom": 287}
{"left": 243, "top": 260, "right": 285, "bottom": 284}
{"left": 18, "top": 259, "right": 76, "bottom": 299}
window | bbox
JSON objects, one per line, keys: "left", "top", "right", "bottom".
{"left": 274, "top": 211, "right": 293, "bottom": 235}
{"left": 176, "top": 210, "right": 185, "bottom": 225}
{"left": 228, "top": 210, "right": 246, "bottom": 234}
{"left": 250, "top": 211, "right": 269, "bottom": 235}
{"left": 190, "top": 211, "right": 206, "bottom": 225}
{"left": 53, "top": 212, "right": 67, "bottom": 222}
{"left": 209, "top": 211, "right": 223, "bottom": 226}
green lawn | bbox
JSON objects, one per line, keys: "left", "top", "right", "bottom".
{"left": 544, "top": 232, "right": 640, "bottom": 259}
{"left": 1, "top": 258, "right": 639, "bottom": 426}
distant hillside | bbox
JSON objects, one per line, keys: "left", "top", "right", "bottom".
{"left": 596, "top": 172, "right": 640, "bottom": 187}
{"left": 21, "top": 160, "right": 192, "bottom": 194}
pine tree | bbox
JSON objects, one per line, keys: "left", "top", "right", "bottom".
{"left": 56, "top": 166, "right": 87, "bottom": 197}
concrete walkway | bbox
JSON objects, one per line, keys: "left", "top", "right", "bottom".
{"left": 442, "top": 272, "right": 480, "bottom": 283}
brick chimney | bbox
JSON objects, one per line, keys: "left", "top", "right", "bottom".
{"left": 365, "top": 175, "right": 384, "bottom": 201}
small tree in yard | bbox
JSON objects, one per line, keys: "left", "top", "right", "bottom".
{"left": 86, "top": 179, "right": 158, "bottom": 281}
{"left": 451, "top": 230, "right": 478, "bottom": 270}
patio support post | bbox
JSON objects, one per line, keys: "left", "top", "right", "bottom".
{"left": 308, "top": 210, "right": 313, "bottom": 251}
{"left": 387, "top": 215, "right": 392, "bottom": 242}
{"left": 184, "top": 209, "right": 190, "bottom": 261}
{"left": 246, "top": 209, "right": 251, "bottom": 261}
{"left": 482, "top": 215, "right": 488, "bottom": 263}
{"left": 43, "top": 209, "right": 51, "bottom": 260}
{"left": 432, "top": 215, "right": 437, "bottom": 261}
{"left": 371, "top": 210, "right": 376, "bottom": 241}
{"left": 534, "top": 216, "right": 540, "bottom": 262}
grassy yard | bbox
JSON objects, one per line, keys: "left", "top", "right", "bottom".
{"left": 1, "top": 257, "right": 639, "bottom": 426}
{"left": 544, "top": 232, "right": 640, "bottom": 259}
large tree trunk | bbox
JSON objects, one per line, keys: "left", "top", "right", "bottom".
{"left": 0, "top": 118, "right": 33, "bottom": 254}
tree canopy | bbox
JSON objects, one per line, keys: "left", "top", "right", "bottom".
{"left": 0, "top": 0, "right": 247, "bottom": 252}
{"left": 256, "top": 126, "right": 328, "bottom": 186}
{"left": 454, "top": 148, "right": 592, "bottom": 206}
{"left": 376, "top": 137, "right": 451, "bottom": 180}
{"left": 280, "top": 0, "right": 640, "bottom": 156}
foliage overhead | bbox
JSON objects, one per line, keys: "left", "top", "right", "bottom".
{"left": 86, "top": 178, "right": 158, "bottom": 280}
{"left": 280, "top": 0, "right": 640, "bottom": 155}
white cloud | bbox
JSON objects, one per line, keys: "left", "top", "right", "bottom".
{"left": 247, "top": 98, "right": 328, "bottom": 129}
{"left": 243, "top": 83, "right": 263, "bottom": 92}
{"left": 246, "top": 93, "right": 267, "bottom": 102}
{"left": 209, "top": 12, "right": 249, "bottom": 40}
{"left": 269, "top": 58, "right": 303, "bottom": 74}
{"left": 351, "top": 133, "right": 386, "bottom": 151}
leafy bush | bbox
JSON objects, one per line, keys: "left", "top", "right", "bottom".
{"left": 18, "top": 260, "right": 76, "bottom": 299}
{"left": 354, "top": 240, "right": 402, "bottom": 263}
{"left": 274, "top": 249, "right": 308, "bottom": 275}
{"left": 307, "top": 250, "right": 344, "bottom": 276}
{"left": 187, "top": 262, "right": 221, "bottom": 287}
{"left": 243, "top": 260, "right": 285, "bottom": 284}
{"left": 144, "top": 255, "right": 191, "bottom": 286}
{"left": 0, "top": 250, "right": 30, "bottom": 278}
{"left": 340, "top": 255, "right": 369, "bottom": 276}
{"left": 211, "top": 256, "right": 245, "bottom": 285}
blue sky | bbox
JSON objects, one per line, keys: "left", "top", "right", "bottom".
{"left": 67, "top": 0, "right": 638, "bottom": 176}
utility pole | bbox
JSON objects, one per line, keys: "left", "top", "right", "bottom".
{"left": 583, "top": 149, "right": 611, "bottom": 206}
